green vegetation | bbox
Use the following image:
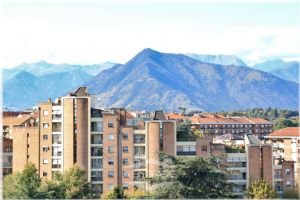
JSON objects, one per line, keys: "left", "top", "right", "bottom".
{"left": 3, "top": 163, "right": 91, "bottom": 199}
{"left": 245, "top": 179, "right": 277, "bottom": 199}
{"left": 102, "top": 186, "right": 128, "bottom": 199}
{"left": 148, "top": 153, "right": 234, "bottom": 199}
{"left": 216, "top": 108, "right": 298, "bottom": 121}
{"left": 176, "top": 120, "right": 198, "bottom": 141}
{"left": 225, "top": 145, "right": 246, "bottom": 153}
{"left": 274, "top": 118, "right": 299, "bottom": 130}
{"left": 283, "top": 189, "right": 299, "bottom": 199}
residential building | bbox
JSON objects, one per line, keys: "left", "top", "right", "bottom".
{"left": 2, "top": 137, "right": 13, "bottom": 176}
{"left": 265, "top": 127, "right": 300, "bottom": 188}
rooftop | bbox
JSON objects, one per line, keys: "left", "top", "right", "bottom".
{"left": 266, "top": 127, "right": 300, "bottom": 138}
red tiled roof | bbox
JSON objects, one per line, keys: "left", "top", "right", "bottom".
{"left": 165, "top": 113, "right": 186, "bottom": 120}
{"left": 3, "top": 116, "right": 35, "bottom": 126}
{"left": 126, "top": 112, "right": 136, "bottom": 119}
{"left": 268, "top": 127, "right": 300, "bottom": 137}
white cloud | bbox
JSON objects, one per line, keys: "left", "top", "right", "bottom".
{"left": 1, "top": 15, "right": 299, "bottom": 68}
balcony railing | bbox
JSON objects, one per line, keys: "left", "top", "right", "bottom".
{"left": 52, "top": 164, "right": 62, "bottom": 169}
{"left": 177, "top": 151, "right": 196, "bottom": 156}
{"left": 91, "top": 176, "right": 103, "bottom": 181}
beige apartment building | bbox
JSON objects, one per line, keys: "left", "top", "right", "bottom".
{"left": 6, "top": 87, "right": 296, "bottom": 197}
{"left": 265, "top": 127, "right": 300, "bottom": 188}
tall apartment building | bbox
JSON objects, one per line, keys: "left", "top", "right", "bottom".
{"left": 2, "top": 137, "right": 13, "bottom": 176}
{"left": 265, "top": 127, "right": 300, "bottom": 189}
{"left": 9, "top": 87, "right": 292, "bottom": 198}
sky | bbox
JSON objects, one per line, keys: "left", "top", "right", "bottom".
{"left": 1, "top": 0, "right": 299, "bottom": 68}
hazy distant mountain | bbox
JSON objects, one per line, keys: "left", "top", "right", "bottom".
{"left": 185, "top": 53, "right": 248, "bottom": 67}
{"left": 3, "top": 71, "right": 93, "bottom": 109}
{"left": 3, "top": 60, "right": 116, "bottom": 81}
{"left": 86, "top": 48, "right": 299, "bottom": 111}
{"left": 253, "top": 59, "right": 299, "bottom": 83}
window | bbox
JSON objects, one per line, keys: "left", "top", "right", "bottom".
{"left": 123, "top": 158, "right": 129, "bottom": 165}
{"left": 286, "top": 180, "right": 291, "bottom": 187}
{"left": 134, "top": 146, "right": 145, "bottom": 156}
{"left": 91, "top": 147, "right": 103, "bottom": 156}
{"left": 108, "top": 122, "right": 114, "bottom": 128}
{"left": 43, "top": 134, "right": 48, "bottom": 140}
{"left": 43, "top": 110, "right": 48, "bottom": 116}
{"left": 43, "top": 159, "right": 48, "bottom": 164}
{"left": 43, "top": 123, "right": 49, "bottom": 128}
{"left": 134, "top": 158, "right": 146, "bottom": 169}
{"left": 123, "top": 146, "right": 129, "bottom": 153}
{"left": 134, "top": 134, "right": 145, "bottom": 144}
{"left": 108, "top": 146, "right": 114, "bottom": 153}
{"left": 134, "top": 171, "right": 146, "bottom": 181}
{"left": 43, "top": 171, "right": 48, "bottom": 177}
{"left": 286, "top": 169, "right": 291, "bottom": 175}
{"left": 52, "top": 122, "right": 62, "bottom": 132}
{"left": 52, "top": 158, "right": 62, "bottom": 168}
{"left": 52, "top": 134, "right": 62, "bottom": 144}
{"left": 108, "top": 158, "right": 114, "bottom": 165}
{"left": 52, "top": 146, "right": 62, "bottom": 156}
{"left": 91, "top": 171, "right": 103, "bottom": 181}
{"left": 108, "top": 171, "right": 114, "bottom": 177}
{"left": 108, "top": 134, "right": 114, "bottom": 140}
{"left": 123, "top": 184, "right": 129, "bottom": 190}
{"left": 201, "top": 145, "right": 207, "bottom": 151}
{"left": 91, "top": 135, "right": 103, "bottom": 144}
{"left": 91, "top": 122, "right": 103, "bottom": 132}
{"left": 123, "top": 171, "right": 129, "bottom": 178}
{"left": 123, "top": 134, "right": 128, "bottom": 140}
{"left": 108, "top": 184, "right": 114, "bottom": 190}
{"left": 91, "top": 158, "right": 103, "bottom": 168}
{"left": 42, "top": 147, "right": 48, "bottom": 152}
{"left": 5, "top": 146, "right": 12, "bottom": 152}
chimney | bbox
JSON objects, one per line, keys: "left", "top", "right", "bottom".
{"left": 48, "top": 98, "right": 51, "bottom": 103}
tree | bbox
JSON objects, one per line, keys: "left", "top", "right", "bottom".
{"left": 125, "top": 188, "right": 152, "bottom": 199}
{"left": 283, "top": 188, "right": 299, "bottom": 199}
{"left": 61, "top": 165, "right": 91, "bottom": 199}
{"left": 148, "top": 154, "right": 234, "bottom": 199}
{"left": 245, "top": 179, "right": 277, "bottom": 199}
{"left": 102, "top": 186, "right": 128, "bottom": 199}
{"left": 3, "top": 172, "right": 21, "bottom": 199}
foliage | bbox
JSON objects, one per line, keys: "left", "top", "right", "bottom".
{"left": 245, "top": 179, "right": 277, "bottom": 199}
{"left": 125, "top": 188, "right": 152, "bottom": 199}
{"left": 102, "top": 186, "right": 128, "bottom": 199}
{"left": 3, "top": 172, "right": 21, "bottom": 199}
{"left": 275, "top": 118, "right": 299, "bottom": 130}
{"left": 148, "top": 154, "right": 234, "bottom": 199}
{"left": 283, "top": 189, "right": 299, "bottom": 199}
{"left": 225, "top": 145, "right": 246, "bottom": 153}
{"left": 3, "top": 163, "right": 91, "bottom": 199}
{"left": 217, "top": 108, "right": 298, "bottom": 121}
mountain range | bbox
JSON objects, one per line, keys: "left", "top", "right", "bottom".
{"left": 253, "top": 59, "right": 299, "bottom": 83}
{"left": 2, "top": 49, "right": 299, "bottom": 111}
{"left": 85, "top": 48, "right": 299, "bottom": 111}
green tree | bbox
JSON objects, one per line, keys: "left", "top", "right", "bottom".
{"left": 148, "top": 154, "right": 234, "bottom": 199}
{"left": 102, "top": 186, "right": 128, "bottom": 199}
{"left": 62, "top": 165, "right": 91, "bottom": 199}
{"left": 245, "top": 179, "right": 277, "bottom": 199}
{"left": 283, "top": 189, "right": 299, "bottom": 199}
{"left": 3, "top": 172, "right": 21, "bottom": 199}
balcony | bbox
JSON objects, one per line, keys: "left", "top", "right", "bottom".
{"left": 91, "top": 122, "right": 103, "bottom": 132}
{"left": 52, "top": 122, "right": 62, "bottom": 132}
{"left": 91, "top": 135, "right": 103, "bottom": 144}
{"left": 52, "top": 164, "right": 62, "bottom": 169}
{"left": 52, "top": 114, "right": 62, "bottom": 121}
{"left": 91, "top": 176, "right": 103, "bottom": 182}
{"left": 91, "top": 109, "right": 103, "bottom": 118}
{"left": 91, "top": 147, "right": 103, "bottom": 156}
{"left": 134, "top": 135, "right": 145, "bottom": 144}
{"left": 3, "top": 162, "right": 12, "bottom": 168}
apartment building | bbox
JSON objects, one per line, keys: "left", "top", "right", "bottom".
{"left": 2, "top": 137, "right": 13, "bottom": 176}
{"left": 7, "top": 87, "right": 291, "bottom": 198}
{"left": 265, "top": 127, "right": 300, "bottom": 189}
{"left": 166, "top": 113, "right": 275, "bottom": 140}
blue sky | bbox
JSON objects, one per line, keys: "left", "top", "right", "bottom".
{"left": 1, "top": 1, "right": 299, "bottom": 67}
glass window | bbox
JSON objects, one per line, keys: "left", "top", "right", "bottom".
{"left": 91, "top": 171, "right": 103, "bottom": 181}
{"left": 123, "top": 134, "right": 128, "bottom": 140}
{"left": 134, "top": 146, "right": 145, "bottom": 156}
{"left": 123, "top": 184, "right": 129, "bottom": 190}
{"left": 91, "top": 158, "right": 103, "bottom": 168}
{"left": 108, "top": 122, "right": 114, "bottom": 128}
{"left": 52, "top": 134, "right": 62, "bottom": 145}
{"left": 52, "top": 146, "right": 62, "bottom": 156}
{"left": 91, "top": 135, "right": 103, "bottom": 144}
{"left": 52, "top": 122, "right": 62, "bottom": 132}
{"left": 201, "top": 145, "right": 207, "bottom": 151}
{"left": 108, "top": 158, "right": 114, "bottom": 165}
{"left": 286, "top": 169, "right": 291, "bottom": 175}
{"left": 43, "top": 134, "right": 48, "bottom": 140}
{"left": 43, "top": 171, "right": 48, "bottom": 177}
{"left": 91, "top": 147, "right": 103, "bottom": 156}
{"left": 108, "top": 146, "right": 114, "bottom": 153}
{"left": 43, "top": 110, "right": 48, "bottom": 116}
{"left": 108, "top": 134, "right": 114, "bottom": 140}
{"left": 123, "top": 146, "right": 129, "bottom": 153}
{"left": 123, "top": 171, "right": 129, "bottom": 178}
{"left": 286, "top": 180, "right": 291, "bottom": 187}
{"left": 42, "top": 147, "right": 48, "bottom": 152}
{"left": 43, "top": 123, "right": 49, "bottom": 128}
{"left": 123, "top": 158, "right": 129, "bottom": 165}
{"left": 52, "top": 158, "right": 62, "bottom": 168}
{"left": 108, "top": 171, "right": 114, "bottom": 177}
{"left": 43, "top": 159, "right": 48, "bottom": 164}
{"left": 108, "top": 184, "right": 114, "bottom": 190}
{"left": 91, "top": 122, "right": 103, "bottom": 132}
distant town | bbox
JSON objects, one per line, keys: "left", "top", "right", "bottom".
{"left": 2, "top": 86, "right": 299, "bottom": 199}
